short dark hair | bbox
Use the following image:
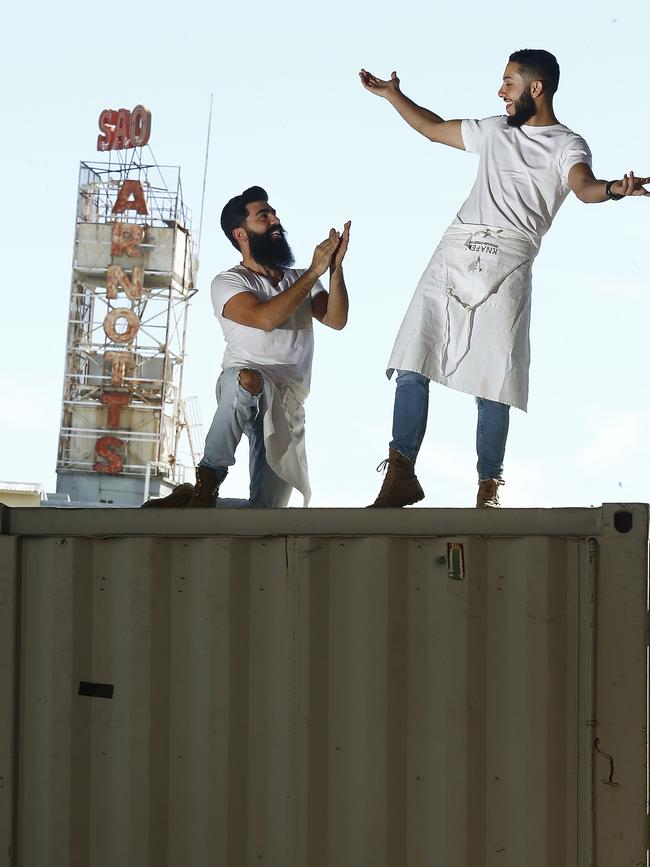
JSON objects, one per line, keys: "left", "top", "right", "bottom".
{"left": 509, "top": 49, "right": 560, "bottom": 95}
{"left": 220, "top": 185, "right": 268, "bottom": 249}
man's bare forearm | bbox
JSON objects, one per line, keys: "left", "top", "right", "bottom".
{"left": 385, "top": 90, "right": 446, "bottom": 139}
{"left": 258, "top": 269, "right": 321, "bottom": 330}
{"left": 322, "top": 267, "right": 349, "bottom": 330}
{"left": 359, "top": 69, "right": 464, "bottom": 148}
{"left": 575, "top": 177, "right": 618, "bottom": 204}
{"left": 572, "top": 171, "right": 650, "bottom": 203}
{"left": 226, "top": 268, "right": 321, "bottom": 332}
{"left": 225, "top": 231, "right": 340, "bottom": 331}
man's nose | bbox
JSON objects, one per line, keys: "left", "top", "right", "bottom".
{"left": 269, "top": 213, "right": 280, "bottom": 225}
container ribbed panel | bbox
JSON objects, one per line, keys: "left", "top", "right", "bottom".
{"left": 1, "top": 504, "right": 646, "bottom": 867}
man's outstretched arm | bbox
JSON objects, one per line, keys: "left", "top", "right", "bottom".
{"left": 569, "top": 163, "right": 650, "bottom": 203}
{"left": 359, "top": 69, "right": 465, "bottom": 150}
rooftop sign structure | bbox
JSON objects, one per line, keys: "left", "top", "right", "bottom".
{"left": 55, "top": 108, "right": 199, "bottom": 506}
{"left": 97, "top": 105, "right": 152, "bottom": 151}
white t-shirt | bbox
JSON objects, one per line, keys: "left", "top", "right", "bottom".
{"left": 210, "top": 265, "right": 326, "bottom": 390}
{"left": 457, "top": 116, "right": 592, "bottom": 246}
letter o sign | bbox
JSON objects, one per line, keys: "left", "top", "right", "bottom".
{"left": 104, "top": 308, "right": 140, "bottom": 343}
{"left": 129, "top": 105, "right": 151, "bottom": 147}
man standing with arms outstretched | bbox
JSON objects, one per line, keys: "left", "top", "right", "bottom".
{"left": 360, "top": 50, "right": 649, "bottom": 507}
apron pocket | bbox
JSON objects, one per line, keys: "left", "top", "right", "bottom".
{"left": 440, "top": 231, "right": 532, "bottom": 378}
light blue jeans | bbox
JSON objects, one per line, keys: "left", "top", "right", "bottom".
{"left": 389, "top": 370, "right": 510, "bottom": 480}
{"left": 199, "top": 367, "right": 292, "bottom": 508}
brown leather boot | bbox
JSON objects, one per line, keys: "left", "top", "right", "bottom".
{"left": 186, "top": 465, "right": 222, "bottom": 508}
{"left": 368, "top": 448, "right": 425, "bottom": 508}
{"left": 476, "top": 478, "right": 504, "bottom": 508}
{"left": 141, "top": 483, "right": 194, "bottom": 508}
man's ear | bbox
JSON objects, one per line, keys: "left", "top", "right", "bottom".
{"left": 531, "top": 79, "right": 544, "bottom": 98}
{"left": 233, "top": 226, "right": 248, "bottom": 247}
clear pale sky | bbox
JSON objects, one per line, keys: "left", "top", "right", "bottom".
{"left": 2, "top": 0, "right": 649, "bottom": 508}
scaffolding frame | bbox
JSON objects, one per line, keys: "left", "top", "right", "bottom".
{"left": 56, "top": 157, "right": 197, "bottom": 494}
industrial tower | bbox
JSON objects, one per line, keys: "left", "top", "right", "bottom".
{"left": 56, "top": 106, "right": 199, "bottom": 506}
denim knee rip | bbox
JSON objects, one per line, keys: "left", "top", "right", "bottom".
{"left": 236, "top": 368, "right": 263, "bottom": 402}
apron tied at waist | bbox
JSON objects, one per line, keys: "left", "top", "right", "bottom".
{"left": 386, "top": 222, "right": 537, "bottom": 411}
{"left": 261, "top": 374, "right": 311, "bottom": 507}
{"left": 441, "top": 227, "right": 533, "bottom": 378}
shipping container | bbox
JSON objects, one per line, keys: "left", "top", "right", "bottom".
{"left": 0, "top": 503, "right": 647, "bottom": 867}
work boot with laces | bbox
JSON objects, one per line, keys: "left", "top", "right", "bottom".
{"left": 476, "top": 478, "right": 504, "bottom": 508}
{"left": 141, "top": 483, "right": 194, "bottom": 509}
{"left": 186, "top": 465, "right": 222, "bottom": 508}
{"left": 368, "top": 448, "right": 424, "bottom": 508}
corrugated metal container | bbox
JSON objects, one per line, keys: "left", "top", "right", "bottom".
{"left": 0, "top": 504, "right": 647, "bottom": 867}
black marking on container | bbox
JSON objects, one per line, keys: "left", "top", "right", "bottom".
{"left": 78, "top": 681, "right": 114, "bottom": 699}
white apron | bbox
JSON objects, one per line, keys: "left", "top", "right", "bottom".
{"left": 387, "top": 224, "right": 536, "bottom": 411}
{"left": 261, "top": 375, "right": 311, "bottom": 506}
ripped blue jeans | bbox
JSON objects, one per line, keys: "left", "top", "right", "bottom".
{"left": 389, "top": 370, "right": 510, "bottom": 480}
{"left": 199, "top": 366, "right": 292, "bottom": 507}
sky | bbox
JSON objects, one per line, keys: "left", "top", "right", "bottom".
{"left": 2, "top": 0, "right": 649, "bottom": 509}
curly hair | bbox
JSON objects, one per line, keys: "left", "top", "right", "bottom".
{"left": 220, "top": 185, "right": 269, "bottom": 249}
{"left": 509, "top": 49, "right": 560, "bottom": 95}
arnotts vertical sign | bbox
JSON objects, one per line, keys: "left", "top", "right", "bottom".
{"left": 56, "top": 106, "right": 195, "bottom": 501}
{"left": 94, "top": 105, "right": 150, "bottom": 474}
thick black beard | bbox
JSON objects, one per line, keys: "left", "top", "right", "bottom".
{"left": 247, "top": 225, "right": 295, "bottom": 269}
{"left": 506, "top": 89, "right": 536, "bottom": 128}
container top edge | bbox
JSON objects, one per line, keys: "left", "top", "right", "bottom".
{"left": 1, "top": 504, "right": 648, "bottom": 540}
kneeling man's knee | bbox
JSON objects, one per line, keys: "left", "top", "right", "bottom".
{"left": 239, "top": 368, "right": 263, "bottom": 396}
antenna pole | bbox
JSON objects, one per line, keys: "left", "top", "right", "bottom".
{"left": 197, "top": 93, "right": 214, "bottom": 259}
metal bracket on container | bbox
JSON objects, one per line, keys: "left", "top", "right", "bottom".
{"left": 447, "top": 542, "right": 465, "bottom": 581}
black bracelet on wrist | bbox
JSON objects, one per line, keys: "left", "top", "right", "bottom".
{"left": 605, "top": 180, "right": 624, "bottom": 201}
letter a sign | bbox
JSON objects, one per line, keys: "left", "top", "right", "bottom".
{"left": 112, "top": 180, "right": 148, "bottom": 215}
